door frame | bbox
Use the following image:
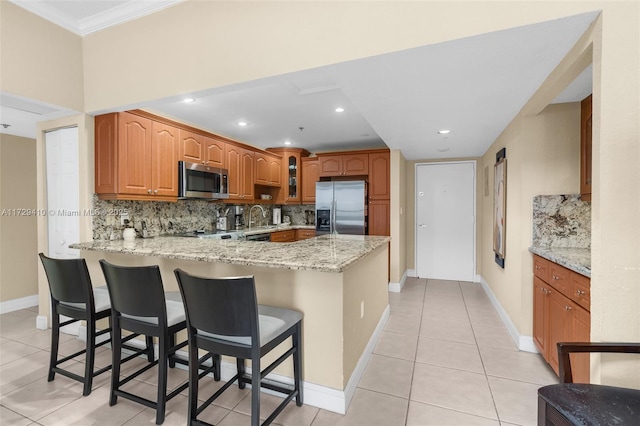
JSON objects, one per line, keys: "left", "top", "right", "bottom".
{"left": 414, "top": 160, "right": 477, "bottom": 281}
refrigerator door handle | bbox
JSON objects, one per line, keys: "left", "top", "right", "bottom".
{"left": 331, "top": 199, "right": 336, "bottom": 234}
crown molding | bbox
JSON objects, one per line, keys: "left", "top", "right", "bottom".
{"left": 9, "top": 0, "right": 185, "bottom": 36}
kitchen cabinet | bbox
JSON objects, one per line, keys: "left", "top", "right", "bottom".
{"left": 270, "top": 229, "right": 295, "bottom": 243}
{"left": 254, "top": 151, "right": 282, "bottom": 187}
{"left": 318, "top": 153, "right": 368, "bottom": 177}
{"left": 301, "top": 157, "right": 319, "bottom": 203}
{"left": 368, "top": 199, "right": 390, "bottom": 236}
{"left": 94, "top": 111, "right": 178, "bottom": 201}
{"left": 580, "top": 94, "right": 592, "bottom": 201}
{"left": 368, "top": 152, "right": 390, "bottom": 200}
{"left": 295, "top": 229, "right": 316, "bottom": 241}
{"left": 267, "top": 148, "right": 311, "bottom": 204}
{"left": 179, "top": 130, "right": 226, "bottom": 168}
{"left": 532, "top": 255, "right": 590, "bottom": 383}
{"left": 225, "top": 144, "right": 254, "bottom": 201}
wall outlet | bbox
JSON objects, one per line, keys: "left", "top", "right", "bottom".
{"left": 360, "top": 301, "right": 365, "bottom": 319}
{"left": 120, "top": 212, "right": 130, "bottom": 226}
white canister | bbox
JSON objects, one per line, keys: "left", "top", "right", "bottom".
{"left": 123, "top": 228, "right": 136, "bottom": 241}
{"left": 272, "top": 208, "right": 281, "bottom": 225}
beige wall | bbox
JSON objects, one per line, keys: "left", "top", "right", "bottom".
{"left": 2, "top": 0, "right": 638, "bottom": 387}
{"left": 0, "top": 134, "right": 38, "bottom": 302}
{"left": 0, "top": 1, "right": 84, "bottom": 111}
{"left": 390, "top": 150, "right": 407, "bottom": 283}
{"left": 480, "top": 103, "right": 580, "bottom": 336}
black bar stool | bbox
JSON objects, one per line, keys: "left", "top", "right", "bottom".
{"left": 38, "top": 253, "right": 150, "bottom": 396}
{"left": 99, "top": 260, "right": 217, "bottom": 425}
{"left": 174, "top": 269, "right": 303, "bottom": 426}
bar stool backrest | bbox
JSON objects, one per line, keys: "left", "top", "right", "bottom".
{"left": 39, "top": 253, "right": 94, "bottom": 311}
{"left": 175, "top": 270, "right": 259, "bottom": 345}
{"left": 99, "top": 260, "right": 168, "bottom": 325}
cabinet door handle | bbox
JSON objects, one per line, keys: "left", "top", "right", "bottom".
{"left": 154, "top": 189, "right": 158, "bottom": 194}
{"left": 535, "top": 265, "right": 541, "bottom": 270}
{"left": 552, "top": 275, "right": 559, "bottom": 280}
{"left": 564, "top": 305, "right": 572, "bottom": 311}
{"left": 576, "top": 289, "right": 585, "bottom": 296}
{"left": 147, "top": 189, "right": 152, "bottom": 194}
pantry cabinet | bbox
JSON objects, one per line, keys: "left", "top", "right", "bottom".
{"left": 532, "top": 255, "right": 590, "bottom": 383}
{"left": 368, "top": 152, "right": 390, "bottom": 200}
{"left": 94, "top": 111, "right": 178, "bottom": 201}
{"left": 368, "top": 199, "right": 390, "bottom": 236}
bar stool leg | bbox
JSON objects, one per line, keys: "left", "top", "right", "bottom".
{"left": 84, "top": 320, "right": 96, "bottom": 396}
{"left": 187, "top": 341, "right": 199, "bottom": 425}
{"left": 168, "top": 333, "right": 176, "bottom": 368}
{"left": 213, "top": 353, "right": 221, "bottom": 381}
{"left": 146, "top": 335, "right": 155, "bottom": 362}
{"left": 293, "top": 323, "right": 303, "bottom": 406}
{"left": 156, "top": 334, "right": 168, "bottom": 425}
{"left": 48, "top": 310, "right": 60, "bottom": 382}
{"left": 110, "top": 317, "right": 122, "bottom": 406}
{"left": 251, "top": 357, "right": 260, "bottom": 426}
{"left": 236, "top": 358, "right": 246, "bottom": 389}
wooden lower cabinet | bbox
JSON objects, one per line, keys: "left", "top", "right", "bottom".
{"left": 533, "top": 255, "right": 591, "bottom": 383}
{"left": 368, "top": 199, "right": 390, "bottom": 236}
{"left": 271, "top": 229, "right": 295, "bottom": 242}
{"left": 295, "top": 229, "right": 315, "bottom": 241}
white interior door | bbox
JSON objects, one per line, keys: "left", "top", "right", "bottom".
{"left": 416, "top": 162, "right": 476, "bottom": 281}
{"left": 46, "top": 127, "right": 80, "bottom": 259}
{"left": 45, "top": 127, "right": 80, "bottom": 334}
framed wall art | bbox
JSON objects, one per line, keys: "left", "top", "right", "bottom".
{"left": 493, "top": 148, "right": 506, "bottom": 268}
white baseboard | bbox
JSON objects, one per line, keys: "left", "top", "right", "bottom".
{"left": 0, "top": 295, "right": 38, "bottom": 314}
{"left": 407, "top": 269, "right": 417, "bottom": 278}
{"left": 36, "top": 315, "right": 48, "bottom": 330}
{"left": 388, "top": 270, "right": 408, "bottom": 293}
{"left": 73, "top": 304, "right": 391, "bottom": 414}
{"left": 478, "top": 276, "right": 538, "bottom": 354}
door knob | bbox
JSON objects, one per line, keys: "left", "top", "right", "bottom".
{"left": 419, "top": 224, "right": 427, "bottom": 228}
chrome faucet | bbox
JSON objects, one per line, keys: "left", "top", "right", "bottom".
{"left": 248, "top": 205, "right": 266, "bottom": 229}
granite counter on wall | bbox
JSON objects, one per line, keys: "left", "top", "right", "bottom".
{"left": 529, "top": 194, "right": 591, "bottom": 277}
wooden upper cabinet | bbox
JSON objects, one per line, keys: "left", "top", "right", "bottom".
{"left": 254, "top": 152, "right": 281, "bottom": 186}
{"left": 95, "top": 111, "right": 178, "bottom": 201}
{"left": 178, "top": 129, "right": 204, "bottom": 163}
{"left": 301, "top": 157, "right": 319, "bottom": 203}
{"left": 318, "top": 153, "right": 369, "bottom": 177}
{"left": 267, "top": 148, "right": 311, "bottom": 204}
{"left": 151, "top": 121, "right": 179, "bottom": 197}
{"left": 226, "top": 145, "right": 254, "bottom": 201}
{"left": 369, "top": 152, "right": 390, "bottom": 200}
{"left": 204, "top": 135, "right": 225, "bottom": 168}
{"left": 580, "top": 94, "right": 592, "bottom": 201}
{"left": 117, "top": 113, "right": 153, "bottom": 196}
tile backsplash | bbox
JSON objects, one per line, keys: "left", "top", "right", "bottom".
{"left": 532, "top": 194, "right": 590, "bottom": 248}
{"left": 92, "top": 194, "right": 315, "bottom": 240}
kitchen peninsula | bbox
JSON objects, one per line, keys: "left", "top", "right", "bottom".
{"left": 70, "top": 234, "right": 390, "bottom": 413}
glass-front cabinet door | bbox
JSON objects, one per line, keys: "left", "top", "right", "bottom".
{"left": 288, "top": 155, "right": 298, "bottom": 200}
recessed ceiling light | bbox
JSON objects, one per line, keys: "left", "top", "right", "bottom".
{"left": 237, "top": 121, "right": 248, "bottom": 127}
{"left": 437, "top": 129, "right": 451, "bottom": 134}
{"left": 183, "top": 98, "right": 195, "bottom": 103}
{"left": 284, "top": 140, "right": 292, "bottom": 146}
{"left": 335, "top": 107, "right": 345, "bottom": 113}
{"left": 437, "top": 147, "right": 450, "bottom": 152}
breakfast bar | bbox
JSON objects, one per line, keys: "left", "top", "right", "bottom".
{"left": 70, "top": 234, "right": 390, "bottom": 413}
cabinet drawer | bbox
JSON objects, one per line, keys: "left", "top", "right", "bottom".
{"left": 533, "top": 255, "right": 549, "bottom": 282}
{"left": 295, "top": 229, "right": 316, "bottom": 241}
{"left": 270, "top": 230, "right": 295, "bottom": 242}
{"left": 548, "top": 262, "right": 572, "bottom": 296}
{"left": 571, "top": 271, "right": 591, "bottom": 311}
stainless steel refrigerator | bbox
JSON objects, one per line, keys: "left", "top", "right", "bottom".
{"left": 315, "top": 181, "right": 366, "bottom": 235}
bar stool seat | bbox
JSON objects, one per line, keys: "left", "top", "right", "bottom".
{"left": 59, "top": 285, "right": 111, "bottom": 312}
{"left": 121, "top": 292, "right": 185, "bottom": 327}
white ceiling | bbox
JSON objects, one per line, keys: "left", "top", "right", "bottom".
{"left": 1, "top": 1, "right": 597, "bottom": 160}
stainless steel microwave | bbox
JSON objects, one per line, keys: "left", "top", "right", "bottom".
{"left": 178, "top": 161, "right": 229, "bottom": 200}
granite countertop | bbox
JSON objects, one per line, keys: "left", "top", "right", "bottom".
{"left": 70, "top": 234, "right": 390, "bottom": 273}
{"left": 242, "top": 224, "right": 314, "bottom": 236}
{"left": 529, "top": 246, "right": 591, "bottom": 277}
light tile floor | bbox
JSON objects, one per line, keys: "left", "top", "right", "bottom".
{"left": 0, "top": 278, "right": 557, "bottom": 425}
